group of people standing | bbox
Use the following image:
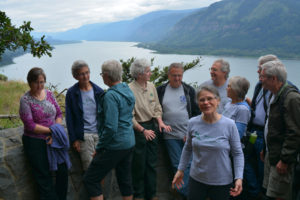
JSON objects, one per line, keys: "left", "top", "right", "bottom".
{"left": 19, "top": 55, "right": 300, "bottom": 200}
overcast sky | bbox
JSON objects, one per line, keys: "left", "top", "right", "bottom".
{"left": 1, "top": 0, "right": 221, "bottom": 32}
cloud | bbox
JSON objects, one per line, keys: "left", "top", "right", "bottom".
{"left": 0, "top": 0, "right": 221, "bottom": 32}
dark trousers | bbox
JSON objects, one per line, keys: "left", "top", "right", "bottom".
{"left": 189, "top": 177, "right": 231, "bottom": 200}
{"left": 244, "top": 129, "right": 264, "bottom": 197}
{"left": 22, "top": 135, "right": 68, "bottom": 200}
{"left": 83, "top": 147, "right": 134, "bottom": 198}
{"left": 132, "top": 120, "right": 158, "bottom": 199}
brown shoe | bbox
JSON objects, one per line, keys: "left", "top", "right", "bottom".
{"left": 150, "top": 197, "right": 158, "bottom": 200}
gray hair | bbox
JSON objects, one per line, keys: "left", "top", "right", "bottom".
{"left": 168, "top": 63, "right": 184, "bottom": 74}
{"left": 102, "top": 60, "right": 123, "bottom": 82}
{"left": 261, "top": 60, "right": 287, "bottom": 83}
{"left": 215, "top": 59, "right": 230, "bottom": 79}
{"left": 258, "top": 54, "right": 278, "bottom": 66}
{"left": 130, "top": 58, "right": 151, "bottom": 79}
{"left": 71, "top": 60, "right": 89, "bottom": 78}
{"left": 196, "top": 85, "right": 220, "bottom": 101}
{"left": 229, "top": 76, "right": 250, "bottom": 100}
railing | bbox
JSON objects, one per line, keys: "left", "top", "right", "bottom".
{"left": 0, "top": 114, "right": 19, "bottom": 119}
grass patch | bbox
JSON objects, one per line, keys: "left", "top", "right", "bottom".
{"left": 0, "top": 80, "right": 28, "bottom": 129}
{"left": 0, "top": 80, "right": 66, "bottom": 129}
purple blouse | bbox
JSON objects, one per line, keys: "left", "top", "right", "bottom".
{"left": 19, "top": 90, "right": 62, "bottom": 140}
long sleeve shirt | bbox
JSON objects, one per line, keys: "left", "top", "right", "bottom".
{"left": 178, "top": 115, "right": 244, "bottom": 185}
{"left": 19, "top": 90, "right": 62, "bottom": 140}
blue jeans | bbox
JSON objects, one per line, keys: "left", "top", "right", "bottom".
{"left": 165, "top": 139, "right": 190, "bottom": 197}
{"left": 244, "top": 129, "right": 264, "bottom": 197}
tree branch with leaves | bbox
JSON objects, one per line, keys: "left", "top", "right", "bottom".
{"left": 120, "top": 57, "right": 202, "bottom": 87}
{"left": 0, "top": 11, "right": 53, "bottom": 60}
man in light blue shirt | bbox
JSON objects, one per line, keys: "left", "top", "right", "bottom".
{"left": 200, "top": 59, "right": 231, "bottom": 113}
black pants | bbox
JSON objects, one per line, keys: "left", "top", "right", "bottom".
{"left": 132, "top": 120, "right": 158, "bottom": 199}
{"left": 83, "top": 147, "right": 134, "bottom": 198}
{"left": 22, "top": 135, "right": 68, "bottom": 200}
{"left": 189, "top": 176, "right": 231, "bottom": 200}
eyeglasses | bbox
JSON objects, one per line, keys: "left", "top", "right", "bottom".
{"left": 170, "top": 74, "right": 183, "bottom": 78}
{"left": 209, "top": 67, "right": 218, "bottom": 72}
{"left": 77, "top": 71, "right": 90, "bottom": 77}
{"left": 260, "top": 74, "right": 272, "bottom": 79}
{"left": 198, "top": 97, "right": 216, "bottom": 103}
{"left": 258, "top": 66, "right": 262, "bottom": 71}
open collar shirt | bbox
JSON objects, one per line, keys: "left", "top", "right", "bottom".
{"left": 129, "top": 80, "right": 162, "bottom": 126}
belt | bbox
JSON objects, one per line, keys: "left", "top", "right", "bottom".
{"left": 139, "top": 118, "right": 154, "bottom": 124}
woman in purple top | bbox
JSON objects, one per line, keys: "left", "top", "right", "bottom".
{"left": 19, "top": 67, "right": 68, "bottom": 200}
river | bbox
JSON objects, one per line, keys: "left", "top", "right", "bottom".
{"left": 1, "top": 41, "right": 300, "bottom": 98}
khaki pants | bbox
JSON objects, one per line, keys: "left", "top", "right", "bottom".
{"left": 79, "top": 133, "right": 99, "bottom": 171}
{"left": 263, "top": 152, "right": 294, "bottom": 200}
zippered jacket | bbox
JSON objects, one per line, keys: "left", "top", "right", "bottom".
{"left": 157, "top": 82, "right": 200, "bottom": 118}
{"left": 65, "top": 81, "right": 104, "bottom": 144}
{"left": 267, "top": 84, "right": 300, "bottom": 165}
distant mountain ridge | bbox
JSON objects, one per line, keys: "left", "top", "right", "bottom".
{"left": 33, "top": 0, "right": 300, "bottom": 59}
{"left": 39, "top": 9, "right": 198, "bottom": 42}
{"left": 143, "top": 0, "right": 300, "bottom": 58}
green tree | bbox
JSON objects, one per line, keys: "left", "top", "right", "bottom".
{"left": 0, "top": 11, "right": 53, "bottom": 60}
{"left": 120, "top": 57, "right": 202, "bottom": 87}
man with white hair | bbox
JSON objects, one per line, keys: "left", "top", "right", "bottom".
{"left": 244, "top": 54, "right": 277, "bottom": 199}
{"left": 260, "top": 60, "right": 300, "bottom": 200}
{"left": 200, "top": 59, "right": 231, "bottom": 113}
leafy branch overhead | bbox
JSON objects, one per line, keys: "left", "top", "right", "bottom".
{"left": 120, "top": 57, "right": 202, "bottom": 87}
{"left": 0, "top": 11, "right": 53, "bottom": 60}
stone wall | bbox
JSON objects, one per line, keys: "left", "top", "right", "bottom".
{"left": 0, "top": 127, "right": 174, "bottom": 200}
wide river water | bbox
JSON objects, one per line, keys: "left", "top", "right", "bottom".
{"left": 1, "top": 41, "right": 300, "bottom": 98}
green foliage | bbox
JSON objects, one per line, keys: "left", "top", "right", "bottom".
{"left": 120, "top": 57, "right": 136, "bottom": 83}
{"left": 120, "top": 57, "right": 201, "bottom": 87}
{"left": 0, "top": 80, "right": 28, "bottom": 129}
{"left": 0, "top": 80, "right": 66, "bottom": 129}
{"left": 0, "top": 74, "right": 7, "bottom": 81}
{"left": 142, "top": 0, "right": 300, "bottom": 59}
{"left": 0, "top": 11, "right": 53, "bottom": 60}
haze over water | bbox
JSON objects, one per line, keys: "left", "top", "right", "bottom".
{"left": 1, "top": 41, "right": 300, "bottom": 98}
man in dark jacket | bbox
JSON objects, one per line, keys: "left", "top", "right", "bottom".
{"left": 157, "top": 63, "right": 200, "bottom": 199}
{"left": 260, "top": 60, "right": 300, "bottom": 200}
{"left": 244, "top": 55, "right": 275, "bottom": 199}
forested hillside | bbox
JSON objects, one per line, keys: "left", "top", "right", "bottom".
{"left": 142, "top": 0, "right": 300, "bottom": 58}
